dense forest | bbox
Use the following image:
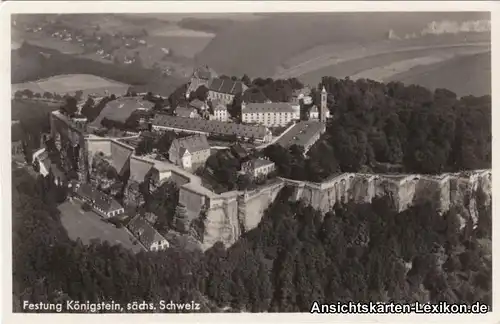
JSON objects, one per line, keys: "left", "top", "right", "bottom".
{"left": 262, "top": 77, "right": 491, "bottom": 182}
{"left": 13, "top": 167, "right": 491, "bottom": 312}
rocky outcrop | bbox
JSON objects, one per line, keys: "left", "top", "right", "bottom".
{"left": 196, "top": 169, "right": 491, "bottom": 250}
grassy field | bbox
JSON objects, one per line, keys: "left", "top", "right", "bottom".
{"left": 90, "top": 97, "right": 154, "bottom": 127}
{"left": 388, "top": 52, "right": 491, "bottom": 97}
{"left": 12, "top": 74, "right": 130, "bottom": 97}
{"left": 58, "top": 199, "right": 143, "bottom": 253}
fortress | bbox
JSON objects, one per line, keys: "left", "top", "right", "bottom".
{"left": 50, "top": 111, "right": 492, "bottom": 251}
{"left": 188, "top": 169, "right": 491, "bottom": 250}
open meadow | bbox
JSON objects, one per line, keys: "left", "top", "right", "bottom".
{"left": 90, "top": 97, "right": 154, "bottom": 127}
{"left": 12, "top": 74, "right": 130, "bottom": 97}
{"left": 58, "top": 199, "right": 143, "bottom": 253}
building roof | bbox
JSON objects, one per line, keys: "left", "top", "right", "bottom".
{"left": 242, "top": 102, "right": 295, "bottom": 114}
{"left": 189, "top": 99, "right": 206, "bottom": 110}
{"left": 193, "top": 65, "right": 217, "bottom": 80}
{"left": 170, "top": 134, "right": 210, "bottom": 155}
{"left": 212, "top": 100, "right": 226, "bottom": 111}
{"left": 209, "top": 78, "right": 247, "bottom": 95}
{"left": 77, "top": 183, "right": 123, "bottom": 213}
{"left": 230, "top": 143, "right": 248, "bottom": 159}
{"left": 175, "top": 106, "right": 197, "bottom": 118}
{"left": 310, "top": 105, "right": 318, "bottom": 113}
{"left": 275, "top": 121, "right": 326, "bottom": 149}
{"left": 128, "top": 215, "right": 167, "bottom": 248}
{"left": 152, "top": 114, "right": 270, "bottom": 140}
{"left": 248, "top": 158, "right": 274, "bottom": 169}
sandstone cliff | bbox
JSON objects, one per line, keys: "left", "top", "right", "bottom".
{"left": 198, "top": 169, "right": 491, "bottom": 250}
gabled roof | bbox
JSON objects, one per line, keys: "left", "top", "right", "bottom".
{"left": 153, "top": 114, "right": 270, "bottom": 140}
{"left": 230, "top": 143, "right": 248, "bottom": 158}
{"left": 243, "top": 102, "right": 295, "bottom": 114}
{"left": 175, "top": 106, "right": 197, "bottom": 118}
{"left": 251, "top": 158, "right": 275, "bottom": 169}
{"left": 170, "top": 134, "right": 210, "bottom": 155}
{"left": 208, "top": 78, "right": 247, "bottom": 95}
{"left": 77, "top": 183, "right": 123, "bottom": 213}
{"left": 275, "top": 121, "right": 326, "bottom": 149}
{"left": 189, "top": 99, "right": 206, "bottom": 110}
{"left": 128, "top": 215, "right": 167, "bottom": 248}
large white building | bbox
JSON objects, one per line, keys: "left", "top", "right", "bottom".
{"left": 241, "top": 102, "right": 300, "bottom": 127}
{"left": 210, "top": 99, "right": 229, "bottom": 122}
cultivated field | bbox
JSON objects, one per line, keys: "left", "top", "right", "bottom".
{"left": 58, "top": 199, "right": 143, "bottom": 253}
{"left": 389, "top": 52, "right": 491, "bottom": 97}
{"left": 12, "top": 74, "right": 130, "bottom": 97}
{"left": 197, "top": 12, "right": 490, "bottom": 77}
{"left": 294, "top": 44, "right": 490, "bottom": 87}
{"left": 90, "top": 97, "right": 154, "bottom": 127}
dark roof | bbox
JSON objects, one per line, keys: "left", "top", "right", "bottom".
{"left": 170, "top": 134, "right": 210, "bottom": 154}
{"left": 77, "top": 183, "right": 123, "bottom": 213}
{"left": 243, "top": 102, "right": 295, "bottom": 114}
{"left": 208, "top": 78, "right": 247, "bottom": 95}
{"left": 275, "top": 121, "right": 326, "bottom": 149}
{"left": 230, "top": 143, "right": 248, "bottom": 158}
{"left": 152, "top": 114, "right": 270, "bottom": 140}
{"left": 128, "top": 215, "right": 167, "bottom": 248}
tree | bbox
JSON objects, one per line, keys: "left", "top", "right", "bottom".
{"left": 241, "top": 74, "right": 251, "bottom": 87}
{"left": 81, "top": 97, "right": 95, "bottom": 119}
{"left": 237, "top": 174, "right": 252, "bottom": 191}
{"left": 173, "top": 203, "right": 189, "bottom": 233}
{"left": 193, "top": 85, "right": 209, "bottom": 102}
{"left": 62, "top": 96, "right": 78, "bottom": 116}
{"left": 22, "top": 89, "right": 34, "bottom": 99}
{"left": 32, "top": 158, "right": 40, "bottom": 173}
{"left": 74, "top": 90, "right": 84, "bottom": 102}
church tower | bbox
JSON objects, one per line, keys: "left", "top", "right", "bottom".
{"left": 320, "top": 86, "right": 328, "bottom": 123}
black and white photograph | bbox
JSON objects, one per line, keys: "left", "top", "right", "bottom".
{"left": 3, "top": 1, "right": 496, "bottom": 322}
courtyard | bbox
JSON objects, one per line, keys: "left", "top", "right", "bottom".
{"left": 58, "top": 199, "right": 144, "bottom": 253}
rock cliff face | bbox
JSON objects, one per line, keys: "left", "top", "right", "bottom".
{"left": 198, "top": 169, "right": 491, "bottom": 250}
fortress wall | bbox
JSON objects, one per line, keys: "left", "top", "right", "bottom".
{"left": 239, "top": 181, "right": 285, "bottom": 231}
{"left": 175, "top": 168, "right": 491, "bottom": 251}
{"left": 179, "top": 186, "right": 207, "bottom": 214}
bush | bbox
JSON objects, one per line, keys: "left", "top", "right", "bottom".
{"left": 81, "top": 202, "right": 92, "bottom": 212}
